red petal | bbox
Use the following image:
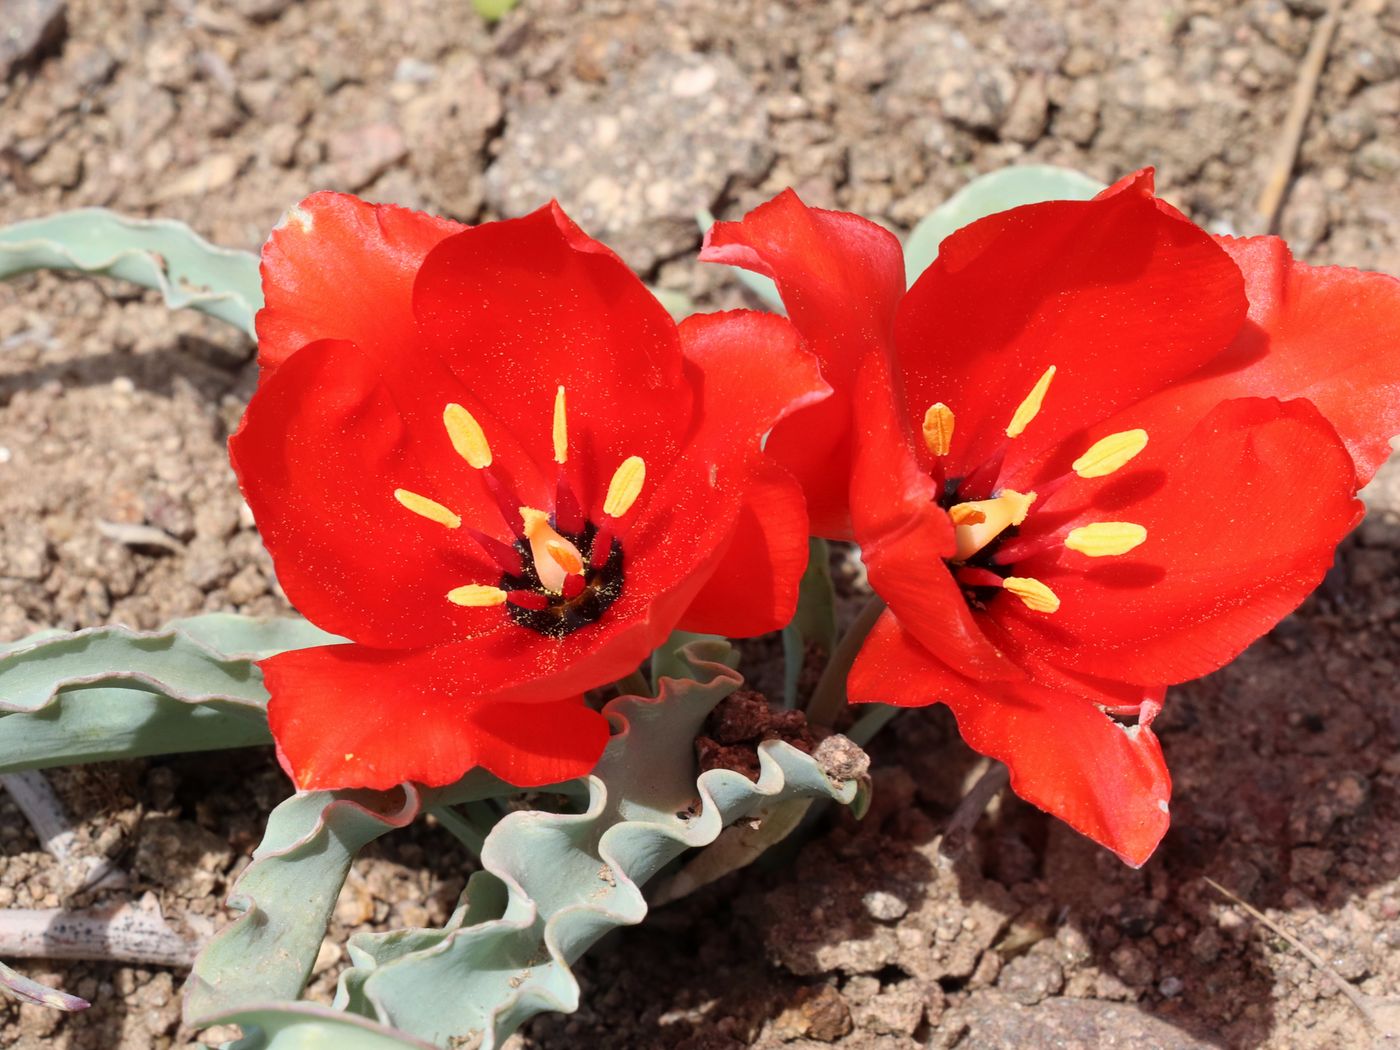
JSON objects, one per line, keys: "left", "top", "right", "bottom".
{"left": 256, "top": 192, "right": 464, "bottom": 373}
{"left": 412, "top": 203, "right": 694, "bottom": 515}
{"left": 1000, "top": 397, "right": 1363, "bottom": 684}
{"left": 850, "top": 351, "right": 1016, "bottom": 679}
{"left": 895, "top": 178, "right": 1247, "bottom": 483}
{"left": 1150, "top": 236, "right": 1400, "bottom": 487}
{"left": 230, "top": 338, "right": 502, "bottom": 650}
{"left": 701, "top": 190, "right": 905, "bottom": 537}
{"left": 849, "top": 611, "right": 1171, "bottom": 867}
{"left": 264, "top": 643, "right": 609, "bottom": 791}
{"left": 660, "top": 310, "right": 827, "bottom": 637}
{"left": 678, "top": 458, "right": 810, "bottom": 637}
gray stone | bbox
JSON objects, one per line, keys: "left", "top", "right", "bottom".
{"left": 485, "top": 52, "right": 770, "bottom": 270}
{"left": 954, "top": 994, "right": 1217, "bottom": 1049}
{"left": 997, "top": 951, "right": 1066, "bottom": 1006}
{"left": 0, "top": 0, "right": 65, "bottom": 81}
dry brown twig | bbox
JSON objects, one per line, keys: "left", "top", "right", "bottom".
{"left": 1204, "top": 877, "right": 1400, "bottom": 1045}
{"left": 1254, "top": 0, "right": 1347, "bottom": 233}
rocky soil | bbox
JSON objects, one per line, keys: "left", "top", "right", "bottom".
{"left": 1, "top": 0, "right": 1398, "bottom": 1047}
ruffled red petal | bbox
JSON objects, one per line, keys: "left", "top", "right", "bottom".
{"left": 1141, "top": 236, "right": 1400, "bottom": 487}
{"left": 263, "top": 643, "right": 609, "bottom": 791}
{"left": 701, "top": 190, "right": 905, "bottom": 538}
{"left": 412, "top": 203, "right": 694, "bottom": 515}
{"left": 894, "top": 175, "right": 1248, "bottom": 484}
{"left": 999, "top": 397, "right": 1363, "bottom": 685}
{"left": 256, "top": 192, "right": 464, "bottom": 373}
{"left": 849, "top": 611, "right": 1171, "bottom": 867}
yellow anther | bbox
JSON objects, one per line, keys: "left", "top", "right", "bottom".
{"left": 552, "top": 385, "right": 568, "bottom": 465}
{"left": 1006, "top": 365, "right": 1056, "bottom": 438}
{"left": 922, "top": 402, "right": 955, "bottom": 457}
{"left": 446, "top": 584, "right": 508, "bottom": 607}
{"left": 948, "top": 505, "right": 986, "bottom": 526}
{"left": 443, "top": 403, "right": 492, "bottom": 468}
{"left": 1072, "top": 429, "right": 1149, "bottom": 478}
{"left": 1065, "top": 522, "right": 1148, "bottom": 557}
{"left": 1003, "top": 576, "right": 1060, "bottom": 614}
{"left": 604, "top": 456, "right": 646, "bottom": 518}
{"left": 950, "top": 489, "right": 1037, "bottom": 562}
{"left": 546, "top": 539, "right": 583, "bottom": 575}
{"left": 394, "top": 488, "right": 461, "bottom": 529}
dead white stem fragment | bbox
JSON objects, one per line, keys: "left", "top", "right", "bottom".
{"left": 1, "top": 771, "right": 126, "bottom": 892}
{"left": 95, "top": 520, "right": 184, "bottom": 552}
{"left": 0, "top": 903, "right": 201, "bottom": 969}
{"left": 2, "top": 771, "right": 77, "bottom": 860}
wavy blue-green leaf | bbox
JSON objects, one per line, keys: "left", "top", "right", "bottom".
{"left": 332, "top": 642, "right": 862, "bottom": 1047}
{"left": 0, "top": 209, "right": 262, "bottom": 337}
{"left": 204, "top": 1003, "right": 433, "bottom": 1050}
{"left": 0, "top": 616, "right": 336, "bottom": 773}
{"left": 184, "top": 770, "right": 521, "bottom": 1026}
{"left": 903, "top": 165, "right": 1105, "bottom": 285}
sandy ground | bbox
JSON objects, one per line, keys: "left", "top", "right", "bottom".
{"left": 1, "top": 0, "right": 1399, "bottom": 1047}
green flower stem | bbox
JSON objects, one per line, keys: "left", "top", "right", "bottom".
{"left": 428, "top": 803, "right": 500, "bottom": 856}
{"left": 847, "top": 704, "right": 901, "bottom": 747}
{"left": 804, "top": 595, "right": 886, "bottom": 730}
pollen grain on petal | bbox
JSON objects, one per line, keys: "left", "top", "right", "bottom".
{"left": 604, "top": 455, "right": 646, "bottom": 518}
{"left": 1006, "top": 365, "right": 1056, "bottom": 438}
{"left": 446, "top": 584, "right": 509, "bottom": 607}
{"left": 1003, "top": 576, "right": 1060, "bottom": 613}
{"left": 444, "top": 403, "right": 493, "bottom": 469}
{"left": 1073, "top": 429, "right": 1148, "bottom": 478}
{"left": 922, "top": 402, "right": 955, "bottom": 457}
{"left": 393, "top": 488, "right": 461, "bottom": 529}
{"left": 1065, "top": 521, "right": 1148, "bottom": 557}
{"left": 552, "top": 385, "right": 568, "bottom": 465}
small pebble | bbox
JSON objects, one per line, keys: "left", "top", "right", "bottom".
{"left": 1159, "top": 976, "right": 1184, "bottom": 998}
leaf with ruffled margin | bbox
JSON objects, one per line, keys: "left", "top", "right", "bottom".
{"left": 903, "top": 165, "right": 1105, "bottom": 285}
{"left": 0, "top": 616, "right": 342, "bottom": 774}
{"left": 0, "top": 209, "right": 262, "bottom": 338}
{"left": 201, "top": 1003, "right": 434, "bottom": 1050}
{"left": 1, "top": 959, "right": 88, "bottom": 1012}
{"left": 183, "top": 642, "right": 865, "bottom": 1049}
{"left": 334, "top": 641, "right": 861, "bottom": 1047}
{"left": 182, "top": 769, "right": 514, "bottom": 1026}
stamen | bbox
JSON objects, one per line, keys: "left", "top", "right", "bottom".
{"left": 394, "top": 489, "right": 460, "bottom": 529}
{"left": 1003, "top": 576, "right": 1060, "bottom": 614}
{"left": 446, "top": 584, "right": 507, "bottom": 607}
{"left": 562, "top": 574, "right": 586, "bottom": 600}
{"left": 554, "top": 473, "right": 585, "bottom": 534}
{"left": 1006, "top": 365, "right": 1056, "bottom": 439}
{"left": 1072, "top": 429, "right": 1148, "bottom": 478}
{"left": 922, "top": 403, "right": 955, "bottom": 457}
{"left": 590, "top": 523, "right": 615, "bottom": 569}
{"left": 604, "top": 456, "right": 646, "bottom": 518}
{"left": 552, "top": 386, "right": 568, "bottom": 465}
{"left": 465, "top": 526, "right": 524, "bottom": 576}
{"left": 1065, "top": 522, "right": 1147, "bottom": 557}
{"left": 444, "top": 403, "right": 493, "bottom": 468}
{"left": 950, "top": 489, "right": 1037, "bottom": 562}
{"left": 506, "top": 589, "right": 550, "bottom": 611}
{"left": 546, "top": 540, "right": 584, "bottom": 576}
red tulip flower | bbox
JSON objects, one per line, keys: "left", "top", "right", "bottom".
{"left": 231, "top": 193, "right": 827, "bottom": 792}
{"left": 707, "top": 171, "right": 1400, "bottom": 865}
